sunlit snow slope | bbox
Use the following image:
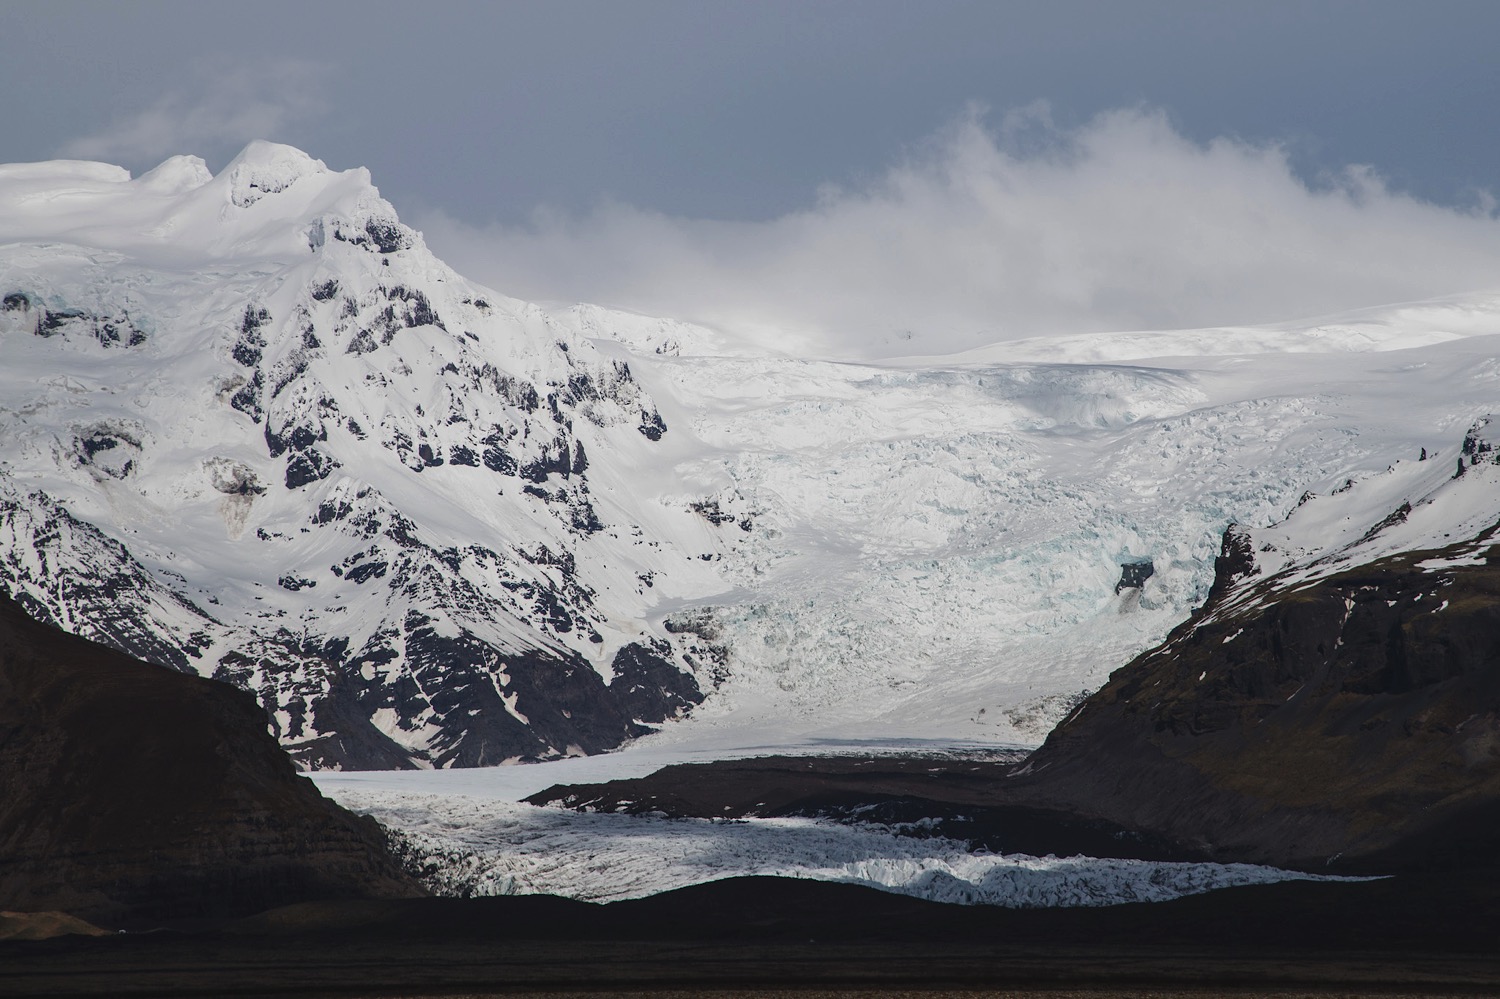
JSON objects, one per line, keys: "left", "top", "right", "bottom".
{"left": 3, "top": 143, "right": 1499, "bottom": 766}
{"left": 0, "top": 145, "right": 722, "bottom": 769}
{"left": 574, "top": 294, "right": 1500, "bottom": 750}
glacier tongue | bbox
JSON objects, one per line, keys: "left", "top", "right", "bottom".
{"left": 326, "top": 783, "right": 1365, "bottom": 908}
{"left": 566, "top": 299, "right": 1500, "bottom": 752}
{"left": 4, "top": 142, "right": 1500, "bottom": 768}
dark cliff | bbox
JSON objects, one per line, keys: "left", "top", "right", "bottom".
{"left": 1013, "top": 527, "right": 1500, "bottom": 873}
{"left": 0, "top": 593, "right": 422, "bottom": 925}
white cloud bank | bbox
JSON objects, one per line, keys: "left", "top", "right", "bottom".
{"left": 419, "top": 107, "right": 1500, "bottom": 359}
{"left": 59, "top": 60, "right": 324, "bottom": 167}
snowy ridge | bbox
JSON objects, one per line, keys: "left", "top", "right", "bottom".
{"left": 1201, "top": 414, "right": 1500, "bottom": 625}
{"left": 894, "top": 292, "right": 1500, "bottom": 366}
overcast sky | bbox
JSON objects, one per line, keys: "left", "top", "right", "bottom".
{"left": 4, "top": 1, "right": 1499, "bottom": 353}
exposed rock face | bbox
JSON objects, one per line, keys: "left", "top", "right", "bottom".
{"left": 1115, "top": 560, "right": 1154, "bottom": 594}
{"left": 0, "top": 593, "right": 421, "bottom": 925}
{"left": 1016, "top": 508, "right": 1500, "bottom": 871}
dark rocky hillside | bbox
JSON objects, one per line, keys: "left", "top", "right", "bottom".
{"left": 1010, "top": 526, "right": 1500, "bottom": 872}
{"left": 7, "top": 872, "right": 1500, "bottom": 995}
{"left": 0, "top": 593, "right": 422, "bottom": 926}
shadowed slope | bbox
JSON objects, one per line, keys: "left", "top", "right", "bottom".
{"left": 1011, "top": 533, "right": 1500, "bottom": 872}
{"left": 6, "top": 873, "right": 1500, "bottom": 995}
{"left": 0, "top": 593, "right": 422, "bottom": 925}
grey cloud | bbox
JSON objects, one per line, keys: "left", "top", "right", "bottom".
{"left": 58, "top": 60, "right": 326, "bottom": 167}
{"left": 415, "top": 107, "right": 1500, "bottom": 359}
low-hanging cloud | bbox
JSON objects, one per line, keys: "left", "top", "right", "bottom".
{"left": 418, "top": 106, "right": 1500, "bottom": 358}
{"left": 59, "top": 60, "right": 325, "bottom": 168}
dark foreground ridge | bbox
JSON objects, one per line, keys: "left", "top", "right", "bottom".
{"left": 0, "top": 593, "right": 422, "bottom": 925}
{"left": 4, "top": 872, "right": 1500, "bottom": 995}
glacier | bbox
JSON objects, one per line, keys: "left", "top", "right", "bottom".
{"left": 610, "top": 308, "right": 1500, "bottom": 752}
{"left": 316, "top": 773, "right": 1368, "bottom": 908}
{"left": 2, "top": 141, "right": 1500, "bottom": 769}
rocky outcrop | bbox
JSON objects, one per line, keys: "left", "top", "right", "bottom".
{"left": 1114, "top": 559, "right": 1154, "bottom": 594}
{"left": 0, "top": 593, "right": 422, "bottom": 925}
{"left": 991, "top": 417, "right": 1500, "bottom": 872}
{"left": 1012, "top": 527, "right": 1500, "bottom": 872}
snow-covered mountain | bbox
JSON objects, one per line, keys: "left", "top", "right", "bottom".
{"left": 0, "top": 144, "right": 721, "bottom": 769}
{"left": 3, "top": 141, "right": 1500, "bottom": 770}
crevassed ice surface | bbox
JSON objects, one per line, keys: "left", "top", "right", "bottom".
{"left": 581, "top": 301, "right": 1500, "bottom": 749}
{"left": 2, "top": 143, "right": 1499, "bottom": 761}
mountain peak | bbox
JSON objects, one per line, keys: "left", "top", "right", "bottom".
{"left": 220, "top": 141, "right": 330, "bottom": 209}
{"left": 0, "top": 141, "right": 386, "bottom": 262}
{"left": 136, "top": 154, "right": 213, "bottom": 195}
